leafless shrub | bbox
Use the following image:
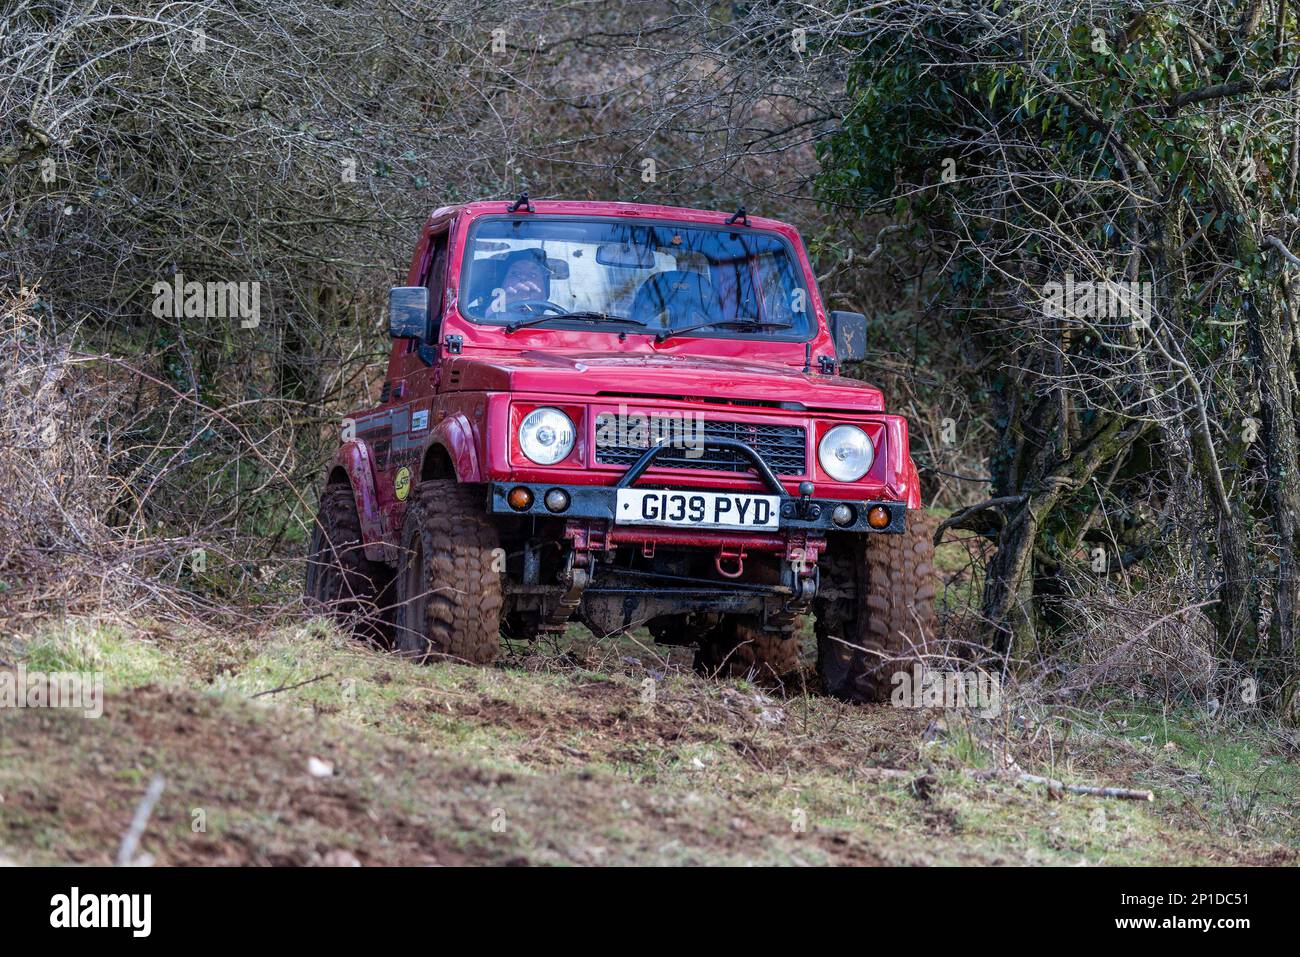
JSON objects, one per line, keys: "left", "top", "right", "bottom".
{"left": 0, "top": 283, "right": 317, "bottom": 630}
{"left": 1050, "top": 581, "right": 1220, "bottom": 705}
{"left": 0, "top": 285, "right": 130, "bottom": 622}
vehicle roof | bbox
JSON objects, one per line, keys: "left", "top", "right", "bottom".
{"left": 425, "top": 199, "right": 799, "bottom": 235}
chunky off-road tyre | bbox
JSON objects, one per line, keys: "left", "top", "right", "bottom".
{"left": 305, "top": 484, "right": 391, "bottom": 641}
{"left": 393, "top": 480, "right": 503, "bottom": 665}
{"left": 815, "top": 510, "right": 938, "bottom": 704}
{"left": 695, "top": 614, "right": 801, "bottom": 685}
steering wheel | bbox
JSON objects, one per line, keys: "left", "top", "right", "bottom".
{"left": 511, "top": 299, "right": 566, "bottom": 316}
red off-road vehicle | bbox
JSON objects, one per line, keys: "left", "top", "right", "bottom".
{"left": 306, "top": 197, "right": 936, "bottom": 702}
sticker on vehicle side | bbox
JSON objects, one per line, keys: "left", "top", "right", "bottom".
{"left": 411, "top": 410, "right": 429, "bottom": 431}
{"left": 394, "top": 466, "right": 411, "bottom": 501}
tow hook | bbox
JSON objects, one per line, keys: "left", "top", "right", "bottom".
{"left": 715, "top": 546, "right": 746, "bottom": 579}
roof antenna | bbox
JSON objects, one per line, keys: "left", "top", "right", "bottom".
{"left": 507, "top": 191, "right": 535, "bottom": 213}
{"left": 725, "top": 205, "right": 749, "bottom": 226}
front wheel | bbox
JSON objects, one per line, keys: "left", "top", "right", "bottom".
{"left": 392, "top": 480, "right": 503, "bottom": 665}
{"left": 814, "top": 511, "right": 938, "bottom": 704}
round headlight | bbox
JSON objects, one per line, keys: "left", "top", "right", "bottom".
{"left": 519, "top": 407, "right": 575, "bottom": 465}
{"left": 818, "top": 425, "right": 873, "bottom": 482}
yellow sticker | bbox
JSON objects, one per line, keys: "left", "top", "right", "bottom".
{"left": 394, "top": 466, "right": 411, "bottom": 501}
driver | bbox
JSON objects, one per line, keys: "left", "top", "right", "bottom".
{"left": 498, "top": 249, "right": 550, "bottom": 311}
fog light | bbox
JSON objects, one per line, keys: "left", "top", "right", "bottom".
{"left": 507, "top": 486, "right": 534, "bottom": 511}
{"left": 832, "top": 504, "right": 855, "bottom": 527}
{"left": 543, "top": 488, "right": 571, "bottom": 513}
{"left": 867, "top": 505, "right": 891, "bottom": 529}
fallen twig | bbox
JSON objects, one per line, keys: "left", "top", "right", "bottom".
{"left": 1019, "top": 772, "right": 1154, "bottom": 801}
{"left": 251, "top": 672, "right": 334, "bottom": 698}
{"left": 116, "top": 775, "right": 165, "bottom": 866}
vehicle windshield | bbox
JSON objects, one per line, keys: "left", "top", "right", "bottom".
{"left": 458, "top": 216, "right": 812, "bottom": 340}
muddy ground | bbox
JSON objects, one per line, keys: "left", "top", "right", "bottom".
{"left": 1, "top": 619, "right": 1297, "bottom": 866}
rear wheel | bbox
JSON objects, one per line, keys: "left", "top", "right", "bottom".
{"left": 393, "top": 480, "right": 503, "bottom": 665}
{"left": 815, "top": 511, "right": 938, "bottom": 703}
{"left": 695, "top": 614, "right": 801, "bottom": 684}
{"left": 304, "top": 484, "right": 391, "bottom": 642}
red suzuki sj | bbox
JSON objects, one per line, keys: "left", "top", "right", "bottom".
{"left": 305, "top": 196, "right": 936, "bottom": 703}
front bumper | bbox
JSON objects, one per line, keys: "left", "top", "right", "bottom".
{"left": 488, "top": 436, "right": 907, "bottom": 534}
{"left": 487, "top": 481, "right": 906, "bottom": 533}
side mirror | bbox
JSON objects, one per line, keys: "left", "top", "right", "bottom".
{"left": 388, "top": 286, "right": 429, "bottom": 339}
{"left": 829, "top": 310, "right": 867, "bottom": 362}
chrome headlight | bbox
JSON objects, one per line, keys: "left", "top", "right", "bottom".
{"left": 519, "top": 407, "right": 575, "bottom": 465}
{"left": 818, "top": 425, "right": 873, "bottom": 482}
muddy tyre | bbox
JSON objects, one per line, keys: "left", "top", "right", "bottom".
{"left": 393, "top": 480, "right": 503, "bottom": 665}
{"left": 815, "top": 510, "right": 938, "bottom": 704}
{"left": 695, "top": 614, "right": 801, "bottom": 684}
{"left": 305, "top": 485, "right": 391, "bottom": 641}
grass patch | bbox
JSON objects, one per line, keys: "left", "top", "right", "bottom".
{"left": 0, "top": 616, "right": 1295, "bottom": 865}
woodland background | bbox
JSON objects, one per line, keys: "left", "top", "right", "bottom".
{"left": 3, "top": 0, "right": 1299, "bottom": 722}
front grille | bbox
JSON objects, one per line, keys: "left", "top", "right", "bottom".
{"left": 594, "top": 415, "right": 807, "bottom": 476}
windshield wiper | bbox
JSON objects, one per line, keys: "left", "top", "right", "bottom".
{"left": 505, "top": 311, "right": 647, "bottom": 333}
{"left": 655, "top": 319, "right": 793, "bottom": 343}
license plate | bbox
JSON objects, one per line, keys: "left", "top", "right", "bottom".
{"left": 614, "top": 489, "right": 779, "bottom": 530}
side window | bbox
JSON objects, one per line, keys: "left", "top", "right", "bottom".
{"left": 424, "top": 234, "right": 449, "bottom": 339}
